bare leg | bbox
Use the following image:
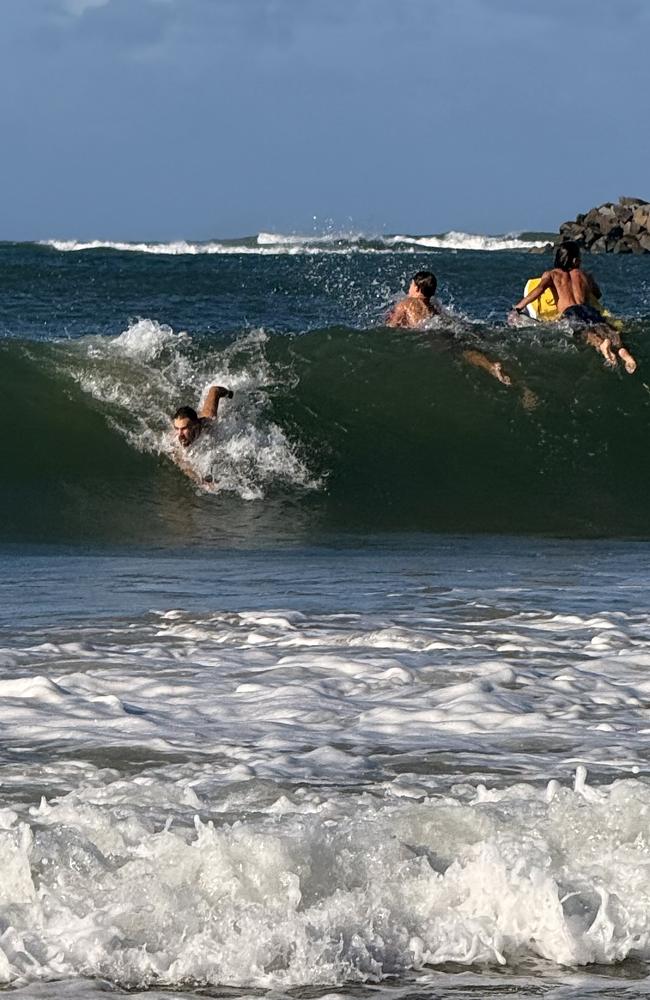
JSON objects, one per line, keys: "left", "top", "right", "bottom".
{"left": 582, "top": 330, "right": 617, "bottom": 366}
{"left": 463, "top": 349, "right": 512, "bottom": 386}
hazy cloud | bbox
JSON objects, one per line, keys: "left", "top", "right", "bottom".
{"left": 62, "top": 0, "right": 111, "bottom": 15}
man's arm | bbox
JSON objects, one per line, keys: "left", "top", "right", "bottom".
{"left": 513, "top": 271, "right": 553, "bottom": 312}
{"left": 198, "top": 385, "right": 233, "bottom": 420}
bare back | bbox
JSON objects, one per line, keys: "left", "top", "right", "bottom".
{"left": 387, "top": 296, "right": 436, "bottom": 329}
{"left": 544, "top": 268, "right": 597, "bottom": 314}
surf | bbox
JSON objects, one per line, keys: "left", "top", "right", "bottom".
{"left": 2, "top": 316, "right": 650, "bottom": 544}
{"left": 34, "top": 229, "right": 552, "bottom": 256}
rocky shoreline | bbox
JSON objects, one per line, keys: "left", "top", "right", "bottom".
{"left": 538, "top": 196, "right": 650, "bottom": 254}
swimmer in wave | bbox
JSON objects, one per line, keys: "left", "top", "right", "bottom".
{"left": 387, "top": 270, "right": 515, "bottom": 388}
{"left": 171, "top": 384, "right": 233, "bottom": 484}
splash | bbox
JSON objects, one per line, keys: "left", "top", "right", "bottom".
{"left": 60, "top": 320, "right": 317, "bottom": 499}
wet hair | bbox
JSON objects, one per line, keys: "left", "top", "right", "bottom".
{"left": 173, "top": 406, "right": 199, "bottom": 422}
{"left": 411, "top": 270, "right": 437, "bottom": 299}
{"left": 554, "top": 241, "right": 581, "bottom": 272}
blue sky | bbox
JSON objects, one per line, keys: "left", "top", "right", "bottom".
{"left": 1, "top": 0, "right": 648, "bottom": 239}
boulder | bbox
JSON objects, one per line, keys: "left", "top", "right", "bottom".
{"left": 623, "top": 219, "right": 642, "bottom": 237}
{"left": 613, "top": 204, "right": 633, "bottom": 224}
{"left": 600, "top": 219, "right": 624, "bottom": 239}
{"left": 559, "top": 221, "right": 584, "bottom": 238}
{"left": 590, "top": 236, "right": 609, "bottom": 253}
{"left": 584, "top": 207, "right": 606, "bottom": 227}
{"left": 582, "top": 226, "right": 602, "bottom": 247}
{"left": 612, "top": 236, "right": 643, "bottom": 254}
{"left": 638, "top": 232, "right": 650, "bottom": 252}
{"left": 619, "top": 196, "right": 649, "bottom": 207}
{"left": 633, "top": 205, "right": 650, "bottom": 227}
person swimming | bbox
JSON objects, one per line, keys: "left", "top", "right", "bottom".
{"left": 171, "top": 384, "right": 233, "bottom": 484}
{"left": 386, "top": 270, "right": 441, "bottom": 328}
{"left": 513, "top": 241, "right": 637, "bottom": 374}
{"left": 387, "top": 270, "right": 513, "bottom": 387}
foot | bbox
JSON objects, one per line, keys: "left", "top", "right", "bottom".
{"left": 216, "top": 386, "right": 234, "bottom": 399}
{"left": 492, "top": 363, "right": 512, "bottom": 386}
{"left": 618, "top": 350, "right": 637, "bottom": 375}
{"left": 599, "top": 339, "right": 617, "bottom": 367}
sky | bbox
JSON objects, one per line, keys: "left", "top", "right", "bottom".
{"left": 0, "top": 0, "right": 649, "bottom": 240}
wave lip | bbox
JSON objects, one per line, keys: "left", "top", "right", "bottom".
{"left": 387, "top": 230, "right": 551, "bottom": 251}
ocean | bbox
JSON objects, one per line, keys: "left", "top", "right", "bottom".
{"left": 1, "top": 231, "right": 650, "bottom": 1000}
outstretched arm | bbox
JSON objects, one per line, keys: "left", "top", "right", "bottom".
{"left": 199, "top": 385, "right": 233, "bottom": 420}
{"left": 513, "top": 272, "right": 553, "bottom": 311}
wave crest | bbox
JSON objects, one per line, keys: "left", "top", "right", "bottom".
{"left": 40, "top": 230, "right": 551, "bottom": 255}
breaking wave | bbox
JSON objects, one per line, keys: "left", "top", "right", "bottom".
{"left": 39, "top": 229, "right": 551, "bottom": 256}
{"left": 2, "top": 313, "right": 650, "bottom": 543}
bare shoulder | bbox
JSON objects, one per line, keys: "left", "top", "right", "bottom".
{"left": 386, "top": 299, "right": 409, "bottom": 327}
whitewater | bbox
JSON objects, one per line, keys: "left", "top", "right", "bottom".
{"left": 40, "top": 229, "right": 552, "bottom": 255}
{"left": 3, "top": 539, "right": 650, "bottom": 999}
{"left": 1, "top": 236, "right": 650, "bottom": 999}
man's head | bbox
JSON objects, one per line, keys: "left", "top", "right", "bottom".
{"left": 408, "top": 270, "right": 437, "bottom": 301}
{"left": 172, "top": 406, "right": 201, "bottom": 448}
{"left": 555, "top": 241, "right": 581, "bottom": 272}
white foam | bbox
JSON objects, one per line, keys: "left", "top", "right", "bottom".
{"left": 3, "top": 575, "right": 650, "bottom": 989}
{"left": 257, "top": 230, "right": 365, "bottom": 246}
{"left": 0, "top": 768, "right": 648, "bottom": 988}
{"left": 56, "top": 320, "right": 317, "bottom": 500}
{"left": 2, "top": 604, "right": 649, "bottom": 769}
{"left": 388, "top": 231, "right": 550, "bottom": 251}
{"left": 40, "top": 230, "right": 549, "bottom": 255}
{"left": 41, "top": 238, "right": 380, "bottom": 256}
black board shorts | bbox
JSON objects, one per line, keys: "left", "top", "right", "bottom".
{"left": 562, "top": 304, "right": 605, "bottom": 330}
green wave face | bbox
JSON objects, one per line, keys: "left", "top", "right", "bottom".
{"left": 2, "top": 317, "right": 650, "bottom": 545}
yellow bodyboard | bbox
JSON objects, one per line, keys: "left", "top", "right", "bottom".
{"left": 523, "top": 277, "right": 622, "bottom": 330}
{"left": 524, "top": 278, "right": 560, "bottom": 320}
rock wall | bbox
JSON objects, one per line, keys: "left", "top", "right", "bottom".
{"left": 558, "top": 196, "right": 650, "bottom": 254}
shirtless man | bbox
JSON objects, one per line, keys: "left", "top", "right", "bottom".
{"left": 386, "top": 270, "right": 441, "bottom": 328}
{"left": 387, "top": 270, "right": 513, "bottom": 387}
{"left": 171, "top": 385, "right": 233, "bottom": 485}
{"left": 513, "top": 241, "right": 637, "bottom": 374}
{"left": 172, "top": 385, "right": 233, "bottom": 448}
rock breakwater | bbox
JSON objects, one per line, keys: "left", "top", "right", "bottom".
{"left": 558, "top": 196, "right": 650, "bottom": 254}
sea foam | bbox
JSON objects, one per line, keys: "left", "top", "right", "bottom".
{"left": 0, "top": 768, "right": 649, "bottom": 987}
